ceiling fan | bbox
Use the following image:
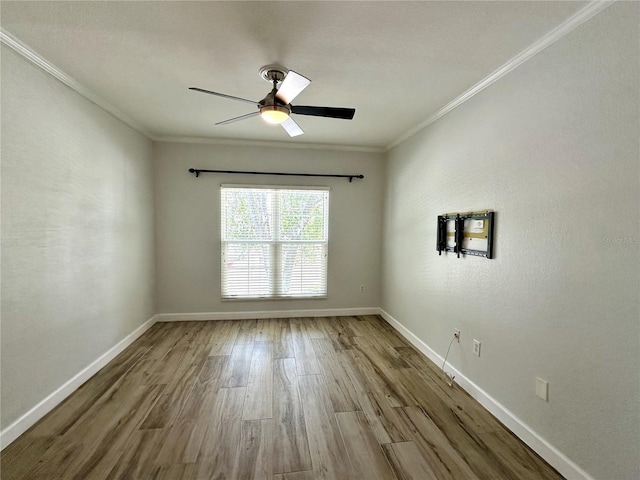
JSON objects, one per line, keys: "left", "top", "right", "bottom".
{"left": 189, "top": 65, "right": 356, "bottom": 137}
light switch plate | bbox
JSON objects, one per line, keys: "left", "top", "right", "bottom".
{"left": 536, "top": 377, "right": 549, "bottom": 401}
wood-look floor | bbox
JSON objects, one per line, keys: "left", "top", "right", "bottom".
{"left": 1, "top": 315, "right": 564, "bottom": 480}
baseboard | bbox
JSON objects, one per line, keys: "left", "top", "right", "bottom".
{"left": 378, "top": 309, "right": 594, "bottom": 480}
{"left": 1, "top": 307, "right": 593, "bottom": 479}
{"left": 155, "top": 307, "right": 380, "bottom": 322}
{"left": 0, "top": 314, "right": 158, "bottom": 450}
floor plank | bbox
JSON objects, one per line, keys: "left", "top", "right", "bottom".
{"left": 243, "top": 341, "right": 274, "bottom": 420}
{"left": 236, "top": 318, "right": 258, "bottom": 344}
{"left": 233, "top": 419, "right": 274, "bottom": 479}
{"left": 382, "top": 441, "right": 439, "bottom": 480}
{"left": 273, "top": 470, "right": 315, "bottom": 480}
{"left": 256, "top": 318, "right": 279, "bottom": 342}
{"left": 291, "top": 318, "right": 321, "bottom": 375}
{"left": 312, "top": 338, "right": 360, "bottom": 412}
{"left": 139, "top": 343, "right": 210, "bottom": 429}
{"left": 272, "top": 318, "right": 295, "bottom": 359}
{"left": 27, "top": 345, "right": 150, "bottom": 437}
{"left": 0, "top": 435, "right": 57, "bottom": 480}
{"left": 194, "top": 386, "right": 246, "bottom": 479}
{"left": 298, "top": 374, "right": 359, "bottom": 479}
{"left": 352, "top": 334, "right": 410, "bottom": 371}
{"left": 395, "top": 345, "right": 504, "bottom": 433}
{"left": 272, "top": 358, "right": 312, "bottom": 474}
{"left": 335, "top": 411, "right": 398, "bottom": 480}
{"left": 154, "top": 361, "right": 223, "bottom": 465}
{"left": 103, "top": 428, "right": 164, "bottom": 480}
{"left": 336, "top": 350, "right": 411, "bottom": 444}
{"left": 344, "top": 347, "right": 416, "bottom": 408}
{"left": 221, "top": 341, "right": 254, "bottom": 388}
{"left": 24, "top": 382, "right": 165, "bottom": 480}
{"left": 148, "top": 463, "right": 197, "bottom": 480}
{"left": 399, "top": 405, "right": 481, "bottom": 480}
{"left": 316, "top": 316, "right": 357, "bottom": 351}
{"left": 479, "top": 429, "right": 565, "bottom": 480}
{"left": 208, "top": 320, "right": 240, "bottom": 355}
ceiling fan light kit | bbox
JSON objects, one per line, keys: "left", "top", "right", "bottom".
{"left": 260, "top": 105, "right": 289, "bottom": 124}
{"left": 189, "top": 64, "right": 355, "bottom": 137}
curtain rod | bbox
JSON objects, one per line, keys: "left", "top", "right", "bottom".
{"left": 188, "top": 168, "right": 364, "bottom": 183}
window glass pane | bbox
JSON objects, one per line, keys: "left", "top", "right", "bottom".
{"left": 278, "top": 243, "right": 327, "bottom": 297}
{"left": 278, "top": 190, "right": 328, "bottom": 242}
{"left": 222, "top": 243, "right": 273, "bottom": 297}
{"left": 221, "top": 188, "right": 274, "bottom": 241}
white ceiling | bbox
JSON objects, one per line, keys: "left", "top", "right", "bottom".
{"left": 1, "top": 1, "right": 590, "bottom": 150}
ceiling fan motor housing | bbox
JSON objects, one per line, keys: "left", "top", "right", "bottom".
{"left": 258, "top": 87, "right": 291, "bottom": 123}
{"left": 258, "top": 65, "right": 292, "bottom": 121}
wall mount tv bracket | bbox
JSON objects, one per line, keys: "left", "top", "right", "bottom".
{"left": 437, "top": 210, "right": 495, "bottom": 259}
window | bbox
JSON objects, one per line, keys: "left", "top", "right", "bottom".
{"left": 221, "top": 185, "right": 329, "bottom": 299}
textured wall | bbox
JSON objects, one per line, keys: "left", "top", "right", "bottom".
{"left": 381, "top": 3, "right": 639, "bottom": 479}
{"left": 1, "top": 46, "right": 155, "bottom": 431}
{"left": 154, "top": 142, "right": 384, "bottom": 314}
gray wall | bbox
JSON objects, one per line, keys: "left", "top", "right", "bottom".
{"left": 2, "top": 4, "right": 638, "bottom": 478}
{"left": 154, "top": 142, "right": 384, "bottom": 315}
{"left": 1, "top": 46, "right": 156, "bottom": 431}
{"left": 381, "top": 3, "right": 639, "bottom": 480}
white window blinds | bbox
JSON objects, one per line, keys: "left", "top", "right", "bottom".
{"left": 221, "top": 185, "right": 329, "bottom": 299}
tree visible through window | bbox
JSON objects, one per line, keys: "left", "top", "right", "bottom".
{"left": 221, "top": 185, "right": 329, "bottom": 299}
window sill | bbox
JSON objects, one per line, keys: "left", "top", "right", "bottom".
{"left": 221, "top": 295, "right": 327, "bottom": 302}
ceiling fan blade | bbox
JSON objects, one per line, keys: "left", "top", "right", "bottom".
{"left": 281, "top": 117, "right": 304, "bottom": 137}
{"left": 215, "top": 111, "right": 260, "bottom": 125}
{"left": 189, "top": 87, "right": 258, "bottom": 106}
{"left": 291, "top": 105, "right": 355, "bottom": 120}
{"left": 276, "top": 71, "right": 311, "bottom": 104}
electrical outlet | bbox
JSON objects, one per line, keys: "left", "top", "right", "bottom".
{"left": 536, "top": 377, "right": 549, "bottom": 402}
{"left": 454, "top": 329, "right": 460, "bottom": 342}
{"left": 359, "top": 285, "right": 365, "bottom": 293}
{"left": 473, "top": 339, "right": 481, "bottom": 357}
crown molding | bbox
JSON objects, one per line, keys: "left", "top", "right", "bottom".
{"left": 151, "top": 134, "right": 385, "bottom": 154}
{"left": 386, "top": 0, "right": 615, "bottom": 151}
{"left": 2, "top": 0, "right": 612, "bottom": 155}
{"left": 1, "top": 28, "right": 152, "bottom": 139}
{"left": 1, "top": 27, "right": 381, "bottom": 154}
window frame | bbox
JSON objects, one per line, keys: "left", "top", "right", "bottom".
{"left": 220, "top": 184, "right": 330, "bottom": 300}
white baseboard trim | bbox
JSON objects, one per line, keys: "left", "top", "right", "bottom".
{"left": 378, "top": 309, "right": 594, "bottom": 480}
{"left": 0, "top": 314, "right": 158, "bottom": 450}
{"left": 0, "top": 307, "right": 593, "bottom": 479}
{"left": 155, "top": 307, "right": 380, "bottom": 322}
